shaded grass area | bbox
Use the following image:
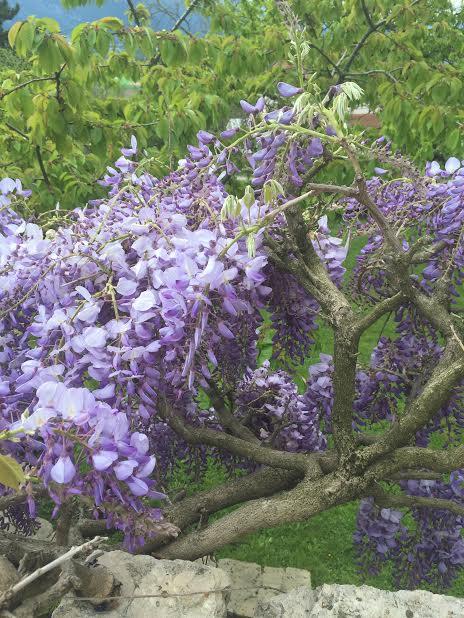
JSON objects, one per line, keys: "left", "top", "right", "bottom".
{"left": 168, "top": 459, "right": 464, "bottom": 597}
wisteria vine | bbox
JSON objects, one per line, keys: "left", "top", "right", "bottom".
{"left": 0, "top": 79, "right": 464, "bottom": 590}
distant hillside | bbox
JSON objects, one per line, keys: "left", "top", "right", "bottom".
{"left": 5, "top": 0, "right": 207, "bottom": 35}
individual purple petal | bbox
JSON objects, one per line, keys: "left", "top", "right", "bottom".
{"left": 116, "top": 277, "right": 138, "bottom": 296}
{"left": 93, "top": 384, "right": 115, "bottom": 400}
{"left": 133, "top": 290, "right": 157, "bottom": 312}
{"left": 220, "top": 127, "right": 238, "bottom": 139}
{"left": 83, "top": 327, "right": 107, "bottom": 349}
{"left": 255, "top": 97, "right": 265, "bottom": 112}
{"left": 445, "top": 157, "right": 461, "bottom": 174}
{"left": 50, "top": 456, "right": 76, "bottom": 484}
{"left": 130, "top": 432, "right": 149, "bottom": 454}
{"left": 0, "top": 178, "right": 17, "bottom": 195}
{"left": 277, "top": 82, "right": 303, "bottom": 97}
{"left": 374, "top": 167, "right": 388, "bottom": 175}
{"left": 197, "top": 130, "right": 215, "bottom": 145}
{"left": 308, "top": 138, "right": 324, "bottom": 157}
{"left": 114, "top": 459, "right": 138, "bottom": 480}
{"left": 426, "top": 160, "right": 441, "bottom": 176}
{"left": 136, "top": 455, "right": 156, "bottom": 478}
{"left": 218, "top": 321, "right": 234, "bottom": 339}
{"left": 36, "top": 381, "right": 66, "bottom": 408}
{"left": 240, "top": 100, "right": 257, "bottom": 114}
{"left": 92, "top": 450, "right": 118, "bottom": 471}
{"left": 126, "top": 476, "right": 149, "bottom": 496}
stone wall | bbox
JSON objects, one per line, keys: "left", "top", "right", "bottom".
{"left": 47, "top": 550, "right": 464, "bottom": 617}
{"left": 215, "top": 558, "right": 311, "bottom": 617}
{"left": 256, "top": 584, "right": 464, "bottom": 618}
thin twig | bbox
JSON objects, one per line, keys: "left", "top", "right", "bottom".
{"left": 0, "top": 536, "right": 107, "bottom": 609}
{"left": 0, "top": 76, "right": 56, "bottom": 100}
{"left": 126, "top": 0, "right": 141, "bottom": 25}
{"left": 35, "top": 146, "right": 51, "bottom": 188}
{"left": 66, "top": 584, "right": 290, "bottom": 602}
{"left": 150, "top": 0, "right": 202, "bottom": 65}
{"left": 171, "top": 0, "right": 202, "bottom": 33}
{"left": 4, "top": 122, "right": 28, "bottom": 141}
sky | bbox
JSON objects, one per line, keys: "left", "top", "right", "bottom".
{"left": 6, "top": 1, "right": 207, "bottom": 36}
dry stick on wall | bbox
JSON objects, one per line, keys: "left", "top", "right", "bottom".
{"left": 0, "top": 536, "right": 107, "bottom": 610}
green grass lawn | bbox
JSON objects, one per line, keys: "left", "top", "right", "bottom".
{"left": 167, "top": 457, "right": 464, "bottom": 597}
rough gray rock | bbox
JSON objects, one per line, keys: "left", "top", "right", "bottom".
{"left": 216, "top": 558, "right": 311, "bottom": 617}
{"left": 32, "top": 517, "right": 54, "bottom": 541}
{"left": 255, "top": 583, "right": 464, "bottom": 617}
{"left": 255, "top": 585, "right": 313, "bottom": 617}
{"left": 52, "top": 550, "right": 230, "bottom": 618}
{"left": 0, "top": 555, "right": 19, "bottom": 592}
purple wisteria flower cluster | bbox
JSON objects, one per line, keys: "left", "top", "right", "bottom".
{"left": 0, "top": 82, "right": 347, "bottom": 548}
{"left": 0, "top": 78, "right": 464, "bottom": 589}
{"left": 235, "top": 360, "right": 326, "bottom": 452}
{"left": 340, "top": 150, "right": 464, "bottom": 588}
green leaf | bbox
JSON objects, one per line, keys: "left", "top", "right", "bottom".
{"left": 27, "top": 111, "right": 45, "bottom": 145}
{"left": 189, "top": 39, "right": 204, "bottom": 64}
{"left": 446, "top": 128, "right": 461, "bottom": 152}
{"left": 53, "top": 34, "right": 73, "bottom": 62}
{"left": 8, "top": 21, "right": 24, "bottom": 49}
{"left": 95, "top": 29, "right": 111, "bottom": 57}
{"left": 36, "top": 38, "right": 63, "bottom": 73}
{"left": 159, "top": 35, "right": 188, "bottom": 66}
{"left": 46, "top": 98, "right": 66, "bottom": 136}
{"left": 98, "top": 16, "right": 124, "bottom": 31}
{"left": 15, "top": 21, "right": 35, "bottom": 56}
{"left": 156, "top": 117, "right": 170, "bottom": 142}
{"left": 36, "top": 17, "right": 61, "bottom": 33}
{"left": 0, "top": 454, "right": 25, "bottom": 490}
{"left": 70, "top": 22, "right": 87, "bottom": 43}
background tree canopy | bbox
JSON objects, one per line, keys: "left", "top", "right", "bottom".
{"left": 0, "top": 0, "right": 18, "bottom": 47}
{"left": 0, "top": 0, "right": 463, "bottom": 212}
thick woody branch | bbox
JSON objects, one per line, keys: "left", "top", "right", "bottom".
{"left": 355, "top": 291, "right": 404, "bottom": 334}
{"left": 0, "top": 489, "right": 46, "bottom": 512}
{"left": 0, "top": 536, "right": 106, "bottom": 609}
{"left": 363, "top": 343, "right": 464, "bottom": 462}
{"left": 285, "top": 208, "right": 354, "bottom": 328}
{"left": 285, "top": 208, "right": 359, "bottom": 455}
{"left": 206, "top": 383, "right": 260, "bottom": 444}
{"left": 343, "top": 141, "right": 458, "bottom": 340}
{"left": 372, "top": 487, "right": 464, "bottom": 518}
{"left": 156, "top": 472, "right": 354, "bottom": 561}
{"left": 12, "top": 572, "right": 77, "bottom": 618}
{"left": 343, "top": 142, "right": 403, "bottom": 253}
{"left": 410, "top": 240, "right": 448, "bottom": 264}
{"left": 386, "top": 445, "right": 464, "bottom": 475}
{"left": 160, "top": 399, "right": 318, "bottom": 475}
{"left": 385, "top": 470, "right": 443, "bottom": 482}
{"left": 139, "top": 466, "right": 301, "bottom": 554}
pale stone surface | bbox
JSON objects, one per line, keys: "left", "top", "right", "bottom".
{"left": 52, "top": 551, "right": 230, "bottom": 618}
{"left": 255, "top": 583, "right": 464, "bottom": 617}
{"left": 0, "top": 556, "right": 19, "bottom": 592}
{"left": 32, "top": 517, "right": 54, "bottom": 541}
{"left": 216, "top": 558, "right": 311, "bottom": 617}
{"left": 255, "top": 585, "right": 313, "bottom": 617}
